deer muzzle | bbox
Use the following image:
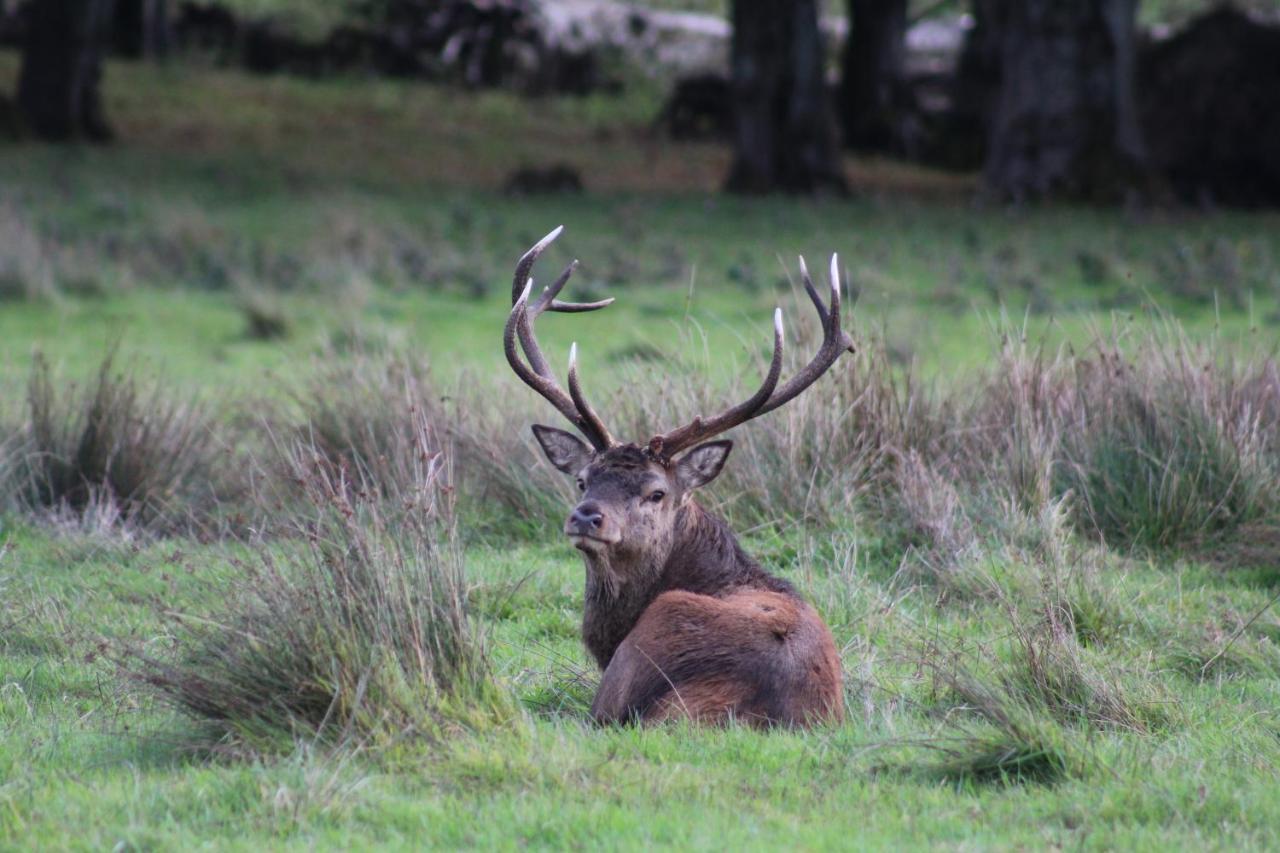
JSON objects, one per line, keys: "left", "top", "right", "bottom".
{"left": 566, "top": 501, "right": 620, "bottom": 548}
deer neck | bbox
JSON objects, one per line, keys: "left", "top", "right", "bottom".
{"left": 579, "top": 502, "right": 756, "bottom": 670}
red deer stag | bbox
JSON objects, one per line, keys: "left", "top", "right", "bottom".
{"left": 505, "top": 227, "right": 854, "bottom": 728}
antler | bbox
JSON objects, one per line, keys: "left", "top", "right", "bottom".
{"left": 646, "top": 254, "right": 855, "bottom": 460}
{"left": 504, "top": 226, "right": 616, "bottom": 450}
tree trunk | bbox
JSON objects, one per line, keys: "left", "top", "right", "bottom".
{"left": 983, "top": 0, "right": 1146, "bottom": 202}
{"left": 725, "top": 0, "right": 847, "bottom": 194}
{"left": 840, "top": 0, "right": 912, "bottom": 154}
{"left": 18, "top": 0, "right": 116, "bottom": 142}
{"left": 114, "top": 0, "right": 170, "bottom": 58}
{"left": 933, "top": 0, "right": 1003, "bottom": 170}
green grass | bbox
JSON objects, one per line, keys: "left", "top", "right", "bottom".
{"left": 4, "top": 526, "right": 1280, "bottom": 848}
{"left": 3, "top": 55, "right": 1280, "bottom": 849}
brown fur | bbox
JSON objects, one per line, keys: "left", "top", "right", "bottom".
{"left": 648, "top": 678, "right": 751, "bottom": 724}
{"left": 592, "top": 590, "right": 844, "bottom": 727}
{"left": 534, "top": 438, "right": 844, "bottom": 728}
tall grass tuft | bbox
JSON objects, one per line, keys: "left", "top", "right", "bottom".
{"left": 921, "top": 631, "right": 1123, "bottom": 786}
{"left": 877, "top": 323, "right": 1280, "bottom": 570}
{"left": 137, "top": 406, "right": 511, "bottom": 748}
{"left": 449, "top": 394, "right": 575, "bottom": 538}
{"left": 14, "top": 351, "right": 231, "bottom": 533}
{"left": 916, "top": 542, "right": 1171, "bottom": 785}
{"left": 929, "top": 715, "right": 1071, "bottom": 787}
{"left": 280, "top": 350, "right": 569, "bottom": 538}
{"left": 920, "top": 630, "right": 1076, "bottom": 786}
{"left": 1052, "top": 335, "right": 1280, "bottom": 552}
{"left": 289, "top": 350, "right": 444, "bottom": 501}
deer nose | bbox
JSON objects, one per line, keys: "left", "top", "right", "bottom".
{"left": 569, "top": 502, "right": 604, "bottom": 534}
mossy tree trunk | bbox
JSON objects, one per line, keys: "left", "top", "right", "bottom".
{"left": 840, "top": 0, "right": 912, "bottom": 154}
{"left": 936, "top": 0, "right": 1004, "bottom": 170}
{"left": 114, "top": 0, "right": 169, "bottom": 59}
{"left": 983, "top": 0, "right": 1147, "bottom": 202}
{"left": 725, "top": 0, "right": 846, "bottom": 194}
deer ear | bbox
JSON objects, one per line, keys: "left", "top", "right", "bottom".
{"left": 675, "top": 440, "right": 732, "bottom": 492}
{"left": 531, "top": 424, "right": 594, "bottom": 475}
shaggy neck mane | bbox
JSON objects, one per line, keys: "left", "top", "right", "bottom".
{"left": 579, "top": 500, "right": 795, "bottom": 669}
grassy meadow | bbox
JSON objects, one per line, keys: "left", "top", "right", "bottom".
{"left": 3, "top": 51, "right": 1280, "bottom": 850}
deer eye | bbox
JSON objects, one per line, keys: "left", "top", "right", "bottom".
{"left": 577, "top": 479, "right": 586, "bottom": 492}
{"left": 648, "top": 490, "right": 666, "bottom": 504}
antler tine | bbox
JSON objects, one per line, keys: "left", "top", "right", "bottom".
{"left": 509, "top": 227, "right": 609, "bottom": 389}
{"left": 568, "top": 342, "right": 614, "bottom": 448}
{"left": 504, "top": 229, "right": 615, "bottom": 450}
{"left": 511, "top": 226, "right": 562, "bottom": 303}
{"left": 648, "top": 255, "right": 855, "bottom": 458}
{"left": 504, "top": 282, "right": 583, "bottom": 428}
{"left": 516, "top": 260, "right": 576, "bottom": 382}
{"left": 826, "top": 253, "right": 845, "bottom": 336}
{"left": 798, "top": 256, "right": 827, "bottom": 322}
{"left": 756, "top": 253, "right": 855, "bottom": 417}
{"left": 549, "top": 297, "right": 616, "bottom": 313}
{"left": 515, "top": 227, "right": 613, "bottom": 314}
{"left": 530, "top": 259, "right": 576, "bottom": 314}
{"left": 533, "top": 262, "right": 614, "bottom": 313}
{"left": 648, "top": 307, "right": 785, "bottom": 458}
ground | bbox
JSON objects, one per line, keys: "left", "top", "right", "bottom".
{"left": 2, "top": 53, "right": 1280, "bottom": 850}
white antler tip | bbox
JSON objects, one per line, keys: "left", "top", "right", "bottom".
{"left": 527, "top": 225, "right": 564, "bottom": 257}
{"left": 520, "top": 227, "right": 562, "bottom": 263}
{"left": 829, "top": 254, "right": 840, "bottom": 294}
{"left": 773, "top": 307, "right": 783, "bottom": 335}
{"left": 798, "top": 256, "right": 809, "bottom": 277}
{"left": 568, "top": 341, "right": 578, "bottom": 370}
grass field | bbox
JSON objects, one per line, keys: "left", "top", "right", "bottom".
{"left": 3, "top": 53, "right": 1280, "bottom": 850}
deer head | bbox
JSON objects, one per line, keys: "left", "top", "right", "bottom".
{"left": 504, "top": 226, "right": 855, "bottom": 568}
